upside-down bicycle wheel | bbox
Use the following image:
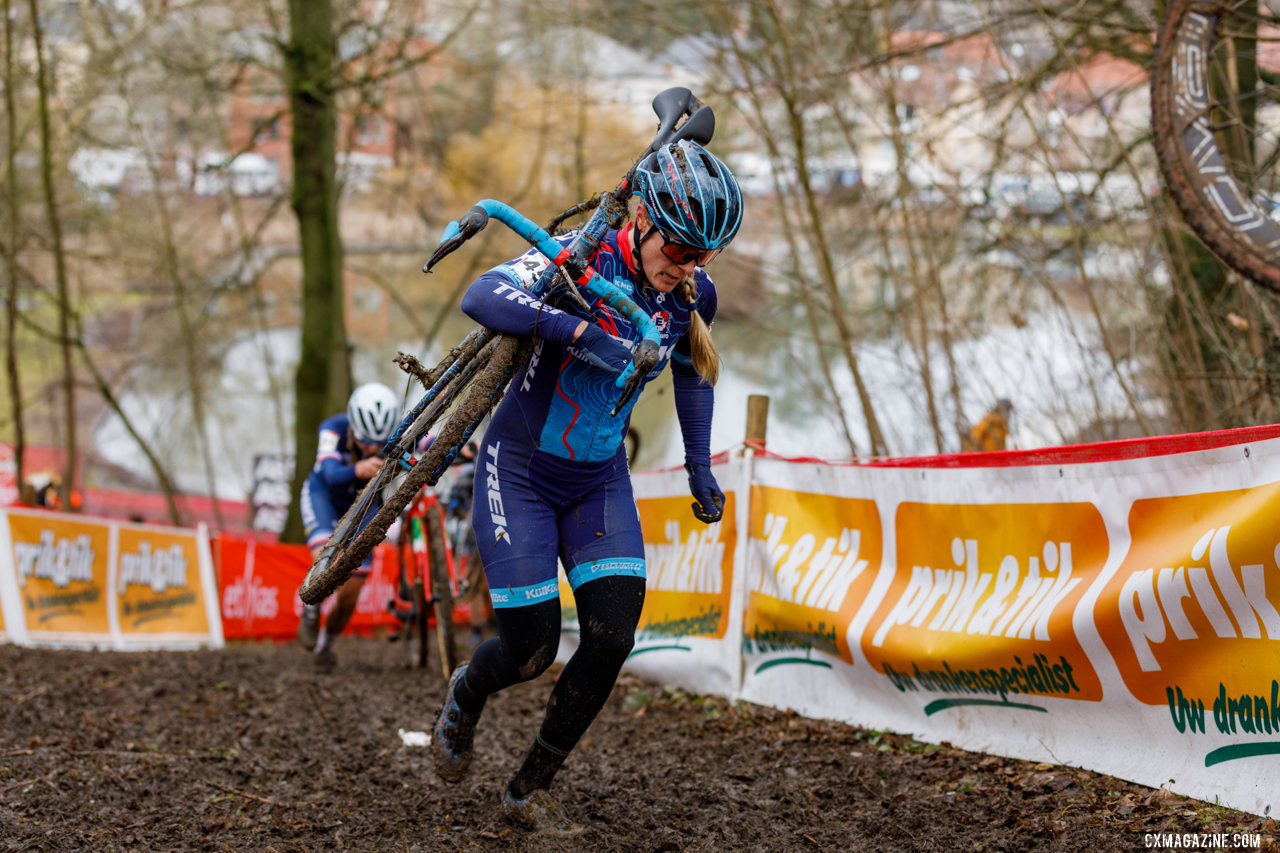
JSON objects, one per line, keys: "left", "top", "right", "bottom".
{"left": 1153, "top": 0, "right": 1280, "bottom": 291}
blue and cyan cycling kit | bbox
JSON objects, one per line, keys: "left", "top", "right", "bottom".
{"left": 460, "top": 226, "right": 716, "bottom": 608}
{"left": 301, "top": 413, "right": 378, "bottom": 574}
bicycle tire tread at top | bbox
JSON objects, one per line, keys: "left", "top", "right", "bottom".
{"left": 1152, "top": 0, "right": 1280, "bottom": 291}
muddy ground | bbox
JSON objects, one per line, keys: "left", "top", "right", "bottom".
{"left": 0, "top": 638, "right": 1273, "bottom": 853}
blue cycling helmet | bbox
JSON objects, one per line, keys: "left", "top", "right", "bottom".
{"left": 632, "top": 140, "right": 743, "bottom": 252}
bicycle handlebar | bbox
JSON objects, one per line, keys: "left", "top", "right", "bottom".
{"left": 425, "top": 199, "right": 661, "bottom": 414}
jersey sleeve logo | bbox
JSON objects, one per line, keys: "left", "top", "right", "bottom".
{"left": 317, "top": 430, "right": 340, "bottom": 455}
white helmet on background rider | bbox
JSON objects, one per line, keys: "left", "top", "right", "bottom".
{"left": 347, "top": 383, "right": 400, "bottom": 445}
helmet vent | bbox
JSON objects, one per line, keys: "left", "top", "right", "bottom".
{"left": 713, "top": 198, "right": 727, "bottom": 233}
{"left": 687, "top": 197, "right": 704, "bottom": 228}
{"left": 658, "top": 191, "right": 680, "bottom": 221}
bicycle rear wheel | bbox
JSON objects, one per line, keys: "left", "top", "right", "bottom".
{"left": 1153, "top": 0, "right": 1280, "bottom": 290}
{"left": 300, "top": 334, "right": 530, "bottom": 605}
{"left": 394, "top": 525, "right": 425, "bottom": 666}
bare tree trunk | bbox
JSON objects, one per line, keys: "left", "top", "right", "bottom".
{"left": 724, "top": 35, "right": 859, "bottom": 455}
{"left": 28, "top": 0, "right": 75, "bottom": 508}
{"left": 876, "top": 26, "right": 945, "bottom": 451}
{"left": 3, "top": 0, "right": 23, "bottom": 490}
{"left": 282, "top": 0, "right": 350, "bottom": 543}
{"left": 756, "top": 112, "right": 860, "bottom": 456}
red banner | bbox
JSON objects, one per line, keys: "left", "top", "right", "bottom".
{"left": 216, "top": 536, "right": 400, "bottom": 640}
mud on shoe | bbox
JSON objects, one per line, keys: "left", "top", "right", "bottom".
{"left": 297, "top": 604, "right": 320, "bottom": 651}
{"left": 501, "top": 787, "right": 580, "bottom": 833}
{"left": 432, "top": 664, "right": 481, "bottom": 783}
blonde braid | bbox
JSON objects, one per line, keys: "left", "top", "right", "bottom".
{"left": 677, "top": 275, "right": 720, "bottom": 387}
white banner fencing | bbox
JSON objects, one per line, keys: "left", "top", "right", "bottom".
{"left": 559, "top": 427, "right": 1280, "bottom": 817}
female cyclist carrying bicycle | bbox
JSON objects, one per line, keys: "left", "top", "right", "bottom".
{"left": 431, "top": 139, "right": 743, "bottom": 831}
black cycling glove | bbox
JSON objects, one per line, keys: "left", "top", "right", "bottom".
{"left": 686, "top": 463, "right": 725, "bottom": 524}
{"left": 573, "top": 325, "right": 634, "bottom": 374}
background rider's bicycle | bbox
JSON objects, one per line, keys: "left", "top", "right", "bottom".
{"left": 388, "top": 454, "right": 488, "bottom": 680}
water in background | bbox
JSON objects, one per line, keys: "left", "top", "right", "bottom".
{"left": 92, "top": 253, "right": 1157, "bottom": 500}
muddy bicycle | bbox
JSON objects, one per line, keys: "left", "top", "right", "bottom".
{"left": 389, "top": 451, "right": 488, "bottom": 680}
{"left": 298, "top": 86, "right": 716, "bottom": 608}
{"left": 1153, "top": 0, "right": 1280, "bottom": 289}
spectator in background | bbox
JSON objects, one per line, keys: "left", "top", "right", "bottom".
{"left": 962, "top": 399, "right": 1014, "bottom": 452}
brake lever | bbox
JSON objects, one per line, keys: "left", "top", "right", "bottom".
{"left": 611, "top": 339, "right": 660, "bottom": 416}
{"left": 423, "top": 205, "right": 491, "bottom": 273}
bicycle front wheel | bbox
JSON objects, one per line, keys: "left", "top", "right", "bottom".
{"left": 1153, "top": 0, "right": 1280, "bottom": 290}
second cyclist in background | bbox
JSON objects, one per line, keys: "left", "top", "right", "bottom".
{"left": 298, "top": 383, "right": 400, "bottom": 668}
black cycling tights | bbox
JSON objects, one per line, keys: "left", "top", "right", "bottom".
{"left": 453, "top": 574, "right": 645, "bottom": 798}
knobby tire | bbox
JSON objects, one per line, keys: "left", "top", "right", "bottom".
{"left": 1152, "top": 0, "right": 1280, "bottom": 291}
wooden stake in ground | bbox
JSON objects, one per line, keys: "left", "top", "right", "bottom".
{"left": 746, "top": 394, "right": 769, "bottom": 451}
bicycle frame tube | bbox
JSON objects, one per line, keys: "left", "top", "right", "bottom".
{"left": 464, "top": 199, "right": 662, "bottom": 390}
{"left": 383, "top": 327, "right": 495, "bottom": 457}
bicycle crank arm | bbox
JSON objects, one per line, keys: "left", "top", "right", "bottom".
{"left": 611, "top": 339, "right": 659, "bottom": 416}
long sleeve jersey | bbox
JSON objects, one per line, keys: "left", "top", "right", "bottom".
{"left": 308, "top": 413, "right": 364, "bottom": 516}
{"left": 460, "top": 226, "right": 717, "bottom": 466}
